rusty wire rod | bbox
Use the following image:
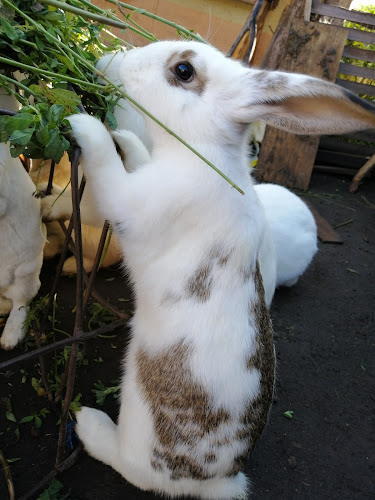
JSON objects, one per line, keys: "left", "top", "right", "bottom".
{"left": 0, "top": 317, "right": 129, "bottom": 371}
{"left": 45, "top": 159, "right": 56, "bottom": 196}
{"left": 57, "top": 220, "right": 127, "bottom": 319}
{"left": 18, "top": 443, "right": 83, "bottom": 500}
{"left": 53, "top": 218, "right": 125, "bottom": 405}
{"left": 55, "top": 147, "right": 85, "bottom": 467}
{"left": 38, "top": 176, "right": 87, "bottom": 336}
{"left": 82, "top": 221, "right": 110, "bottom": 314}
{"left": 32, "top": 164, "right": 87, "bottom": 406}
{"left": 227, "top": 0, "right": 267, "bottom": 62}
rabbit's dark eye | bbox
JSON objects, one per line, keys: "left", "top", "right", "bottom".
{"left": 175, "top": 62, "right": 194, "bottom": 82}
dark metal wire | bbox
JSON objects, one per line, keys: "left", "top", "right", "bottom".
{"left": 0, "top": 107, "right": 130, "bottom": 497}
{"left": 227, "top": 0, "right": 267, "bottom": 62}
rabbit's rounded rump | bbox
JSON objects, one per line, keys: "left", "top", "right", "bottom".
{"left": 254, "top": 184, "right": 318, "bottom": 287}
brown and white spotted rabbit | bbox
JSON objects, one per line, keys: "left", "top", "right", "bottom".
{"left": 70, "top": 41, "right": 375, "bottom": 499}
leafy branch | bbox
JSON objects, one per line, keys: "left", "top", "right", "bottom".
{"left": 0, "top": 0, "right": 244, "bottom": 193}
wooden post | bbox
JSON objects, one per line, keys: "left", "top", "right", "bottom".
{"left": 255, "top": 11, "right": 348, "bottom": 190}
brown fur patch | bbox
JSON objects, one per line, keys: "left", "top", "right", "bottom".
{"left": 160, "top": 290, "right": 181, "bottom": 307}
{"left": 186, "top": 264, "right": 213, "bottom": 302}
{"left": 204, "top": 452, "right": 218, "bottom": 464}
{"left": 136, "top": 341, "right": 230, "bottom": 480}
{"left": 239, "top": 264, "right": 254, "bottom": 283}
{"left": 208, "top": 243, "right": 233, "bottom": 267}
{"left": 165, "top": 49, "right": 207, "bottom": 96}
{"left": 228, "top": 261, "right": 275, "bottom": 476}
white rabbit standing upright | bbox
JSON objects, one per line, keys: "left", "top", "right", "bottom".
{"left": 0, "top": 143, "right": 45, "bottom": 349}
{"left": 71, "top": 41, "right": 375, "bottom": 499}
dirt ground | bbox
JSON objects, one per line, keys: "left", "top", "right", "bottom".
{"left": 0, "top": 170, "right": 374, "bottom": 500}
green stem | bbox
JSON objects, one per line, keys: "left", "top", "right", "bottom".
{"left": 3, "top": 0, "right": 89, "bottom": 81}
{"left": 101, "top": 27, "right": 135, "bottom": 49}
{"left": 0, "top": 56, "right": 107, "bottom": 91}
{"left": 18, "top": 38, "right": 38, "bottom": 50}
{"left": 0, "top": 74, "right": 38, "bottom": 99}
{"left": 104, "top": 0, "right": 208, "bottom": 44}
{"left": 74, "top": 0, "right": 157, "bottom": 41}
{"left": 39, "top": 0, "right": 156, "bottom": 41}
{"left": 111, "top": 89, "right": 245, "bottom": 195}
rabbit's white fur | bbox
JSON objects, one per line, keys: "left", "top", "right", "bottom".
{"left": 0, "top": 143, "right": 45, "bottom": 349}
{"left": 254, "top": 184, "right": 318, "bottom": 287}
{"left": 70, "top": 41, "right": 375, "bottom": 499}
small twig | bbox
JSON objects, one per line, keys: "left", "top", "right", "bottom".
{"left": 0, "top": 449, "right": 16, "bottom": 500}
{"left": 361, "top": 194, "right": 375, "bottom": 208}
{"left": 333, "top": 218, "right": 354, "bottom": 229}
{"left": 227, "top": 0, "right": 267, "bottom": 62}
{"left": 18, "top": 443, "right": 82, "bottom": 500}
{"left": 39, "top": 0, "right": 157, "bottom": 41}
{"left": 104, "top": 0, "right": 208, "bottom": 43}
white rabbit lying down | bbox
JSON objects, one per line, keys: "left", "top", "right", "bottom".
{"left": 254, "top": 183, "right": 318, "bottom": 287}
{"left": 69, "top": 41, "right": 375, "bottom": 499}
{"left": 0, "top": 143, "right": 45, "bottom": 350}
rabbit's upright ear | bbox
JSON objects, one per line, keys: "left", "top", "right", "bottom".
{"left": 238, "top": 69, "right": 375, "bottom": 135}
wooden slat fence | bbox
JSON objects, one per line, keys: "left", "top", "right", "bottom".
{"left": 311, "top": 0, "right": 375, "bottom": 176}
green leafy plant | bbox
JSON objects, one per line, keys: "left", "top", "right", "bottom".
{"left": 0, "top": 0, "right": 243, "bottom": 194}
{"left": 0, "top": 0, "right": 124, "bottom": 162}
{"left": 87, "top": 301, "right": 116, "bottom": 331}
{"left": 38, "top": 478, "right": 75, "bottom": 500}
{"left": 20, "top": 407, "right": 50, "bottom": 429}
{"left": 283, "top": 410, "right": 294, "bottom": 420}
{"left": 92, "top": 379, "right": 120, "bottom": 405}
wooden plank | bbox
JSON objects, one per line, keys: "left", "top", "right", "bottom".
{"left": 314, "top": 164, "right": 358, "bottom": 175}
{"left": 347, "top": 28, "right": 375, "bottom": 45}
{"left": 343, "top": 45, "right": 375, "bottom": 63}
{"left": 325, "top": 0, "right": 352, "bottom": 8}
{"left": 350, "top": 152, "right": 375, "bottom": 192}
{"left": 336, "top": 78, "right": 375, "bottom": 97}
{"left": 250, "top": 0, "right": 292, "bottom": 66}
{"left": 338, "top": 62, "right": 375, "bottom": 81}
{"left": 304, "top": 0, "right": 312, "bottom": 22}
{"left": 322, "top": 0, "right": 353, "bottom": 26}
{"left": 304, "top": 200, "right": 343, "bottom": 244}
{"left": 259, "top": 0, "right": 307, "bottom": 70}
{"left": 343, "top": 131, "right": 375, "bottom": 142}
{"left": 319, "top": 136, "right": 375, "bottom": 156}
{"left": 315, "top": 149, "right": 368, "bottom": 168}
{"left": 256, "top": 18, "right": 348, "bottom": 190}
{"left": 311, "top": 0, "right": 375, "bottom": 26}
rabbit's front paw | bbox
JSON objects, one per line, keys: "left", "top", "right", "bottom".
{"left": 111, "top": 129, "right": 151, "bottom": 172}
{"left": 67, "top": 114, "right": 109, "bottom": 152}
